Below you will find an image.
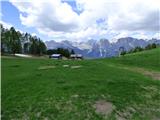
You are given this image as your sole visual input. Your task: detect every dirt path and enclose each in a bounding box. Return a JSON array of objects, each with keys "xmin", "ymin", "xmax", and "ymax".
[
  {"xmin": 107, "ymin": 64, "xmax": 160, "ymax": 80},
  {"xmin": 130, "ymin": 67, "xmax": 160, "ymax": 80}
]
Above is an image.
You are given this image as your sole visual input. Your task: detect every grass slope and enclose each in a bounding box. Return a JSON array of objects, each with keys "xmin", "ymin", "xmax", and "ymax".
[
  {"xmin": 2, "ymin": 48, "xmax": 160, "ymax": 120},
  {"xmin": 105, "ymin": 48, "xmax": 160, "ymax": 71}
]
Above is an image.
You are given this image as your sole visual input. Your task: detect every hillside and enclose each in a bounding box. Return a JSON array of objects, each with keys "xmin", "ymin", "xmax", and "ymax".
[
  {"xmin": 2, "ymin": 48, "xmax": 160, "ymax": 120},
  {"xmin": 104, "ymin": 47, "xmax": 160, "ymax": 71}
]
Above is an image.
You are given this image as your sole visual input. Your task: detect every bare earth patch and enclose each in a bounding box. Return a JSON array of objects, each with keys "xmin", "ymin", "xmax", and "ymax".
[
  {"xmin": 116, "ymin": 107, "xmax": 136, "ymax": 120},
  {"xmin": 123, "ymin": 67, "xmax": 160, "ymax": 80},
  {"xmin": 63, "ymin": 65, "xmax": 69, "ymax": 67},
  {"xmin": 71, "ymin": 65, "xmax": 82, "ymax": 69},
  {"xmin": 134, "ymin": 68, "xmax": 160, "ymax": 80},
  {"xmin": 38, "ymin": 66, "xmax": 56, "ymax": 70},
  {"xmin": 107, "ymin": 64, "xmax": 160, "ymax": 80},
  {"xmin": 93, "ymin": 100, "xmax": 114, "ymax": 115}
]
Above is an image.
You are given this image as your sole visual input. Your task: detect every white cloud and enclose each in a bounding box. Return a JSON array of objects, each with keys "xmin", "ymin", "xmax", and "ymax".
[
  {"xmin": 0, "ymin": 20, "xmax": 12, "ymax": 29},
  {"xmin": 9, "ymin": 0, "xmax": 160, "ymax": 41},
  {"xmin": 31, "ymin": 32, "xmax": 37, "ymax": 36},
  {"xmin": 0, "ymin": 20, "xmax": 24, "ymax": 33},
  {"xmin": 153, "ymin": 32, "xmax": 160, "ymax": 39}
]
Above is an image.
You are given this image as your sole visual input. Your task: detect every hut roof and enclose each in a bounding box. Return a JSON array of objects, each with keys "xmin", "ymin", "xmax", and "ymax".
[{"xmin": 51, "ymin": 54, "xmax": 61, "ymax": 57}]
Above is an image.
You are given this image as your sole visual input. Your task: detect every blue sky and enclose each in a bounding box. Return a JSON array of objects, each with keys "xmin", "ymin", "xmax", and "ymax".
[
  {"xmin": 1, "ymin": 1, "xmax": 47, "ymax": 40},
  {"xmin": 1, "ymin": 0, "xmax": 159, "ymax": 42}
]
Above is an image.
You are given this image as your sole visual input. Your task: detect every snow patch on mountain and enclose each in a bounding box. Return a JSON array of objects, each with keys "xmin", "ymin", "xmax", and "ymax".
[{"xmin": 45, "ymin": 37, "xmax": 160, "ymax": 58}]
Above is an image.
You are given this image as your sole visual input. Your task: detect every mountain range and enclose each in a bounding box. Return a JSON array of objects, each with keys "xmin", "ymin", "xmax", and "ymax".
[{"xmin": 45, "ymin": 37, "xmax": 160, "ymax": 58}]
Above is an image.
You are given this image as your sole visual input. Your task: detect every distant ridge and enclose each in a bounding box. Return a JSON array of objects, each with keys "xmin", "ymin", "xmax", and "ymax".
[{"xmin": 45, "ymin": 37, "xmax": 160, "ymax": 58}]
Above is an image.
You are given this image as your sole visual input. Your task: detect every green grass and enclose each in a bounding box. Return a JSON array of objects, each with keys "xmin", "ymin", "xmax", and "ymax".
[
  {"xmin": 104, "ymin": 48, "xmax": 160, "ymax": 71},
  {"xmin": 2, "ymin": 48, "xmax": 160, "ymax": 120}
]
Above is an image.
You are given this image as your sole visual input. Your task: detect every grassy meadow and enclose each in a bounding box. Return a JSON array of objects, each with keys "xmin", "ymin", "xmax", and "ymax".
[{"xmin": 2, "ymin": 48, "xmax": 160, "ymax": 120}]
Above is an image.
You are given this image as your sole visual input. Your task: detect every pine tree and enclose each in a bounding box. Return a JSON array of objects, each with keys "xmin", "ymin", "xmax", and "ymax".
[
  {"xmin": 71, "ymin": 49, "xmax": 75, "ymax": 54},
  {"xmin": 1, "ymin": 24, "xmax": 47, "ymax": 55},
  {"xmin": 9, "ymin": 27, "xmax": 22, "ymax": 54}
]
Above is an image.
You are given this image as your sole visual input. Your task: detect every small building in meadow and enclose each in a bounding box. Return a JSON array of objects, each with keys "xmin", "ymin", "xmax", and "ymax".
[
  {"xmin": 70, "ymin": 54, "xmax": 83, "ymax": 60},
  {"xmin": 76, "ymin": 54, "xmax": 83, "ymax": 59},
  {"xmin": 49, "ymin": 54, "xmax": 62, "ymax": 59},
  {"xmin": 70, "ymin": 54, "xmax": 77, "ymax": 59}
]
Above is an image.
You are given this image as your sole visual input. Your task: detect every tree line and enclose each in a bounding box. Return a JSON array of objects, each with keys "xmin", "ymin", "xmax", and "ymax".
[
  {"xmin": 1, "ymin": 24, "xmax": 47, "ymax": 55},
  {"xmin": 120, "ymin": 43, "xmax": 159, "ymax": 56},
  {"xmin": 47, "ymin": 48, "xmax": 75, "ymax": 58}
]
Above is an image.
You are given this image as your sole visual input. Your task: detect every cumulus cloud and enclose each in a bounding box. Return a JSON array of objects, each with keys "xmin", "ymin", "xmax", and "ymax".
[
  {"xmin": 0, "ymin": 20, "xmax": 13, "ymax": 29},
  {"xmin": 0, "ymin": 20, "xmax": 24, "ymax": 33},
  {"xmin": 11, "ymin": 0, "xmax": 80, "ymax": 32},
  {"xmin": 153, "ymin": 32, "xmax": 160, "ymax": 39},
  {"xmin": 9, "ymin": 0, "xmax": 160, "ymax": 41},
  {"xmin": 108, "ymin": 8, "xmax": 160, "ymax": 32}
]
